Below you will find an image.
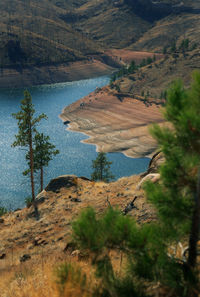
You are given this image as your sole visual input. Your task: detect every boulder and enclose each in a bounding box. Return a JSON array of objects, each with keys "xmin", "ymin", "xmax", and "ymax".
[
  {"xmin": 20, "ymin": 254, "xmax": 31, "ymax": 263},
  {"xmin": 45, "ymin": 175, "xmax": 78, "ymax": 192},
  {"xmin": 70, "ymin": 198, "xmax": 81, "ymax": 203},
  {"xmin": 36, "ymin": 190, "xmax": 47, "ymax": 204},
  {"xmin": 33, "ymin": 236, "xmax": 48, "ymax": 246},
  {"xmin": 136, "ymin": 173, "xmax": 160, "ymax": 190},
  {"xmin": 0, "ymin": 253, "xmax": 6, "ymax": 260}
]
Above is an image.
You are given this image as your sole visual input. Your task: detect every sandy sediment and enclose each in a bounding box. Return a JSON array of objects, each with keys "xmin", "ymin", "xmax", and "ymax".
[{"xmin": 60, "ymin": 86, "xmax": 165, "ymax": 158}]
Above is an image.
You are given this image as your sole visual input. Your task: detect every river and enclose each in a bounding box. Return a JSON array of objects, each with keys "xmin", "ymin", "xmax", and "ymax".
[{"xmin": 0, "ymin": 76, "xmax": 149, "ymax": 209}]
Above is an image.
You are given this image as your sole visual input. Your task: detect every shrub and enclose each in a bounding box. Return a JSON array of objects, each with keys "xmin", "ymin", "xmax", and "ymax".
[
  {"xmin": 55, "ymin": 263, "xmax": 89, "ymax": 297},
  {"xmin": 25, "ymin": 196, "xmax": 33, "ymax": 208},
  {"xmin": 0, "ymin": 206, "xmax": 7, "ymax": 216},
  {"xmin": 72, "ymin": 73, "xmax": 200, "ymax": 297}
]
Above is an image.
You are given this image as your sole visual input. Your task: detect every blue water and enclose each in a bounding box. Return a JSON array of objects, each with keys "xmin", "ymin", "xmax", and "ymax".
[{"xmin": 0, "ymin": 76, "xmax": 149, "ymax": 209}]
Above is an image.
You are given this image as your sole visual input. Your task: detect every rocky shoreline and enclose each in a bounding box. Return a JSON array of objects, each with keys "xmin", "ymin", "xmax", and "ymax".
[{"xmin": 60, "ymin": 86, "xmax": 165, "ymax": 158}]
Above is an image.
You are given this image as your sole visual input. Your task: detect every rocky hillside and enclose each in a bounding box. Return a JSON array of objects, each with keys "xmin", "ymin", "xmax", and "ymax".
[
  {"xmin": 0, "ymin": 155, "xmax": 163, "ymax": 296},
  {"xmin": 116, "ymin": 48, "xmax": 200, "ymax": 98},
  {"xmin": 1, "ymin": 0, "xmax": 200, "ymax": 68}
]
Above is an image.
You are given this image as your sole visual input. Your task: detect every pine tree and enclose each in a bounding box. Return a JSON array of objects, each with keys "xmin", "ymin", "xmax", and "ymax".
[
  {"xmin": 12, "ymin": 90, "xmax": 47, "ymax": 217},
  {"xmin": 145, "ymin": 71, "xmax": 200, "ymax": 296},
  {"xmin": 91, "ymin": 152, "xmax": 114, "ymax": 182},
  {"xmin": 128, "ymin": 60, "xmax": 137, "ymax": 74},
  {"xmin": 72, "ymin": 72, "xmax": 200, "ymax": 297},
  {"xmin": 24, "ymin": 132, "xmax": 59, "ymax": 192}
]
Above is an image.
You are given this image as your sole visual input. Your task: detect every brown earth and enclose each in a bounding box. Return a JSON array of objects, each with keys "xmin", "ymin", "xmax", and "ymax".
[
  {"xmin": 0, "ymin": 49, "xmax": 164, "ymax": 88},
  {"xmin": 0, "ymin": 159, "xmax": 199, "ymax": 296},
  {"xmin": 117, "ymin": 48, "xmax": 200, "ymax": 98},
  {"xmin": 60, "ymin": 85, "xmax": 165, "ymax": 158},
  {"xmin": 0, "ymin": 59, "xmax": 115, "ymax": 88},
  {"xmin": 0, "ymin": 174, "xmax": 154, "ymax": 261},
  {"xmin": 105, "ymin": 49, "xmax": 163, "ymax": 65},
  {"xmin": 0, "ymin": 173, "xmax": 156, "ymax": 296}
]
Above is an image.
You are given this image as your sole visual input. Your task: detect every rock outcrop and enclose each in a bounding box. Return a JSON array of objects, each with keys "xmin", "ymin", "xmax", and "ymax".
[{"xmin": 45, "ymin": 175, "xmax": 78, "ymax": 192}]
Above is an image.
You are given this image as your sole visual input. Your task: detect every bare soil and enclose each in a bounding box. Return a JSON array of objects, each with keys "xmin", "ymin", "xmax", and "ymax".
[{"xmin": 60, "ymin": 86, "xmax": 165, "ymax": 158}]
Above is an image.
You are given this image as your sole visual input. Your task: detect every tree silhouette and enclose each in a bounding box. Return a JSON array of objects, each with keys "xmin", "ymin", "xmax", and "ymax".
[
  {"xmin": 12, "ymin": 90, "xmax": 47, "ymax": 217},
  {"xmin": 91, "ymin": 152, "xmax": 114, "ymax": 182},
  {"xmin": 24, "ymin": 132, "xmax": 59, "ymax": 192}
]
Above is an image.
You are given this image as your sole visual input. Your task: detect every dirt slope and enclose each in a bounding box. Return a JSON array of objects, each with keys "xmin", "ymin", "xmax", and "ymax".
[{"xmin": 60, "ymin": 85, "xmax": 165, "ymax": 158}]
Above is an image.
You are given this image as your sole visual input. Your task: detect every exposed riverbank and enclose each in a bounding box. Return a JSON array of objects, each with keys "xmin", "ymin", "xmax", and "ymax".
[{"xmin": 60, "ymin": 85, "xmax": 165, "ymax": 158}]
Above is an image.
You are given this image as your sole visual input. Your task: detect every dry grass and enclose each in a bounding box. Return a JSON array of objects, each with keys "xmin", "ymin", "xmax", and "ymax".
[{"xmin": 0, "ymin": 254, "xmax": 94, "ymax": 297}]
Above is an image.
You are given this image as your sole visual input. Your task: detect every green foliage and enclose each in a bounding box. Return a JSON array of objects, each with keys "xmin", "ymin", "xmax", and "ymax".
[
  {"xmin": 91, "ymin": 152, "xmax": 114, "ymax": 182},
  {"xmin": 72, "ymin": 207, "xmax": 147, "ymax": 297},
  {"xmin": 12, "ymin": 90, "xmax": 57, "ymax": 198},
  {"xmin": 109, "ymin": 74, "xmax": 116, "ymax": 85},
  {"xmin": 146, "ymin": 57, "xmax": 153, "ymax": 65},
  {"xmin": 72, "ymin": 207, "xmax": 104, "ymax": 252},
  {"xmin": 72, "ymin": 205, "xmax": 196, "ymax": 296},
  {"xmin": 72, "ymin": 73, "xmax": 200, "ymax": 297},
  {"xmin": 109, "ymin": 58, "xmax": 154, "ymax": 89},
  {"xmin": 12, "ymin": 90, "xmax": 47, "ymax": 203},
  {"xmin": 179, "ymin": 38, "xmax": 190, "ymax": 53},
  {"xmin": 145, "ymin": 72, "xmax": 200, "ymax": 290},
  {"xmin": 116, "ymin": 66, "xmax": 128, "ymax": 78},
  {"xmin": 139, "ymin": 58, "xmax": 146, "ymax": 67},
  {"xmin": 12, "ymin": 90, "xmax": 47, "ymax": 148},
  {"xmin": 23, "ymin": 132, "xmax": 59, "ymax": 175},
  {"xmin": 0, "ymin": 206, "xmax": 7, "ymax": 216},
  {"xmin": 128, "ymin": 60, "xmax": 137, "ymax": 74},
  {"xmin": 25, "ymin": 196, "xmax": 33, "ymax": 208},
  {"xmin": 73, "ymin": 207, "xmax": 136, "ymax": 252},
  {"xmin": 55, "ymin": 263, "xmax": 87, "ymax": 293},
  {"xmin": 115, "ymin": 84, "xmax": 120, "ymax": 92},
  {"xmin": 33, "ymin": 133, "xmax": 59, "ymax": 168}
]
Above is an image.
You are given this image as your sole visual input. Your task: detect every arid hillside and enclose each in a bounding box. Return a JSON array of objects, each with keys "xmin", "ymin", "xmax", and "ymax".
[
  {"xmin": 0, "ymin": 167, "xmax": 158, "ymax": 296},
  {"xmin": 1, "ymin": 0, "xmax": 200, "ymax": 68},
  {"xmin": 60, "ymin": 85, "xmax": 165, "ymax": 158},
  {"xmin": 117, "ymin": 48, "xmax": 200, "ymax": 98}
]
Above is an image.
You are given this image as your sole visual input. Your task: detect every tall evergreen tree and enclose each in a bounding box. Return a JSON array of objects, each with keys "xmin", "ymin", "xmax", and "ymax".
[
  {"xmin": 24, "ymin": 132, "xmax": 59, "ymax": 192},
  {"xmin": 72, "ymin": 72, "xmax": 200, "ymax": 297},
  {"xmin": 91, "ymin": 152, "xmax": 114, "ymax": 182},
  {"xmin": 145, "ymin": 72, "xmax": 200, "ymax": 296},
  {"xmin": 12, "ymin": 90, "xmax": 47, "ymax": 216}
]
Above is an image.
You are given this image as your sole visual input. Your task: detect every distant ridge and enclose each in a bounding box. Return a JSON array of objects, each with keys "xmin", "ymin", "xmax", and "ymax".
[{"xmin": 0, "ymin": 0, "xmax": 199, "ymax": 86}]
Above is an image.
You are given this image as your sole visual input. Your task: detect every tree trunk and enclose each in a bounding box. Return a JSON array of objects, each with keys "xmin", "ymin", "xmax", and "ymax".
[
  {"xmin": 100, "ymin": 162, "xmax": 103, "ymax": 181},
  {"xmin": 40, "ymin": 166, "xmax": 43, "ymax": 192},
  {"xmin": 29, "ymin": 129, "xmax": 39, "ymax": 219},
  {"xmin": 186, "ymin": 169, "xmax": 200, "ymax": 297},
  {"xmin": 187, "ymin": 169, "xmax": 200, "ymax": 268}
]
